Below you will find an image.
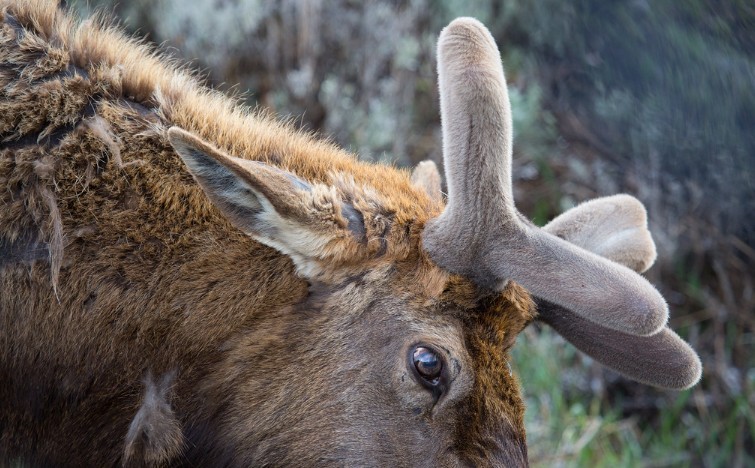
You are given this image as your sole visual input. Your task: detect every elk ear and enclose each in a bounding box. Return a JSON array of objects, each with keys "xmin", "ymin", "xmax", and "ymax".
[
  {"xmin": 538, "ymin": 196, "xmax": 701, "ymax": 390},
  {"xmin": 411, "ymin": 160, "xmax": 443, "ymax": 203},
  {"xmin": 168, "ymin": 127, "xmax": 364, "ymax": 276}
]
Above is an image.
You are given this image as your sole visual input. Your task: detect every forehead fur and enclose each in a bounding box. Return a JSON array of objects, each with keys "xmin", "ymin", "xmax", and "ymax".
[{"xmin": 453, "ymin": 283, "xmax": 535, "ymax": 464}]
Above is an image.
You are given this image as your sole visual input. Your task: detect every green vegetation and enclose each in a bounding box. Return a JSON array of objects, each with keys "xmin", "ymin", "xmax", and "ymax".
[
  {"xmin": 514, "ymin": 326, "xmax": 755, "ymax": 466},
  {"xmin": 495, "ymin": 3, "xmax": 754, "ymax": 464}
]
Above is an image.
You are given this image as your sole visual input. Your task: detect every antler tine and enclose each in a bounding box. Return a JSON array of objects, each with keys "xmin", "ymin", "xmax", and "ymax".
[
  {"xmin": 423, "ymin": 18, "xmax": 519, "ymax": 289},
  {"xmin": 538, "ymin": 196, "xmax": 701, "ymax": 390},
  {"xmin": 434, "ymin": 18, "xmax": 517, "ymax": 221},
  {"xmin": 422, "ymin": 18, "xmax": 669, "ymax": 336},
  {"xmin": 543, "ymin": 194, "xmax": 657, "ymax": 274}
]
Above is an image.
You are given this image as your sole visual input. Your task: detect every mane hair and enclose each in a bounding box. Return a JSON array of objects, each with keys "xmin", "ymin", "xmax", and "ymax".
[{"xmin": 0, "ymin": 0, "xmax": 436, "ymax": 291}]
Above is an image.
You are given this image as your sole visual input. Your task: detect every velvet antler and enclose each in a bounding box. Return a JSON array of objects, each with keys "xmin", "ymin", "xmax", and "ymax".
[
  {"xmin": 539, "ymin": 196, "xmax": 702, "ymax": 389},
  {"xmin": 422, "ymin": 18, "xmax": 668, "ymax": 336}
]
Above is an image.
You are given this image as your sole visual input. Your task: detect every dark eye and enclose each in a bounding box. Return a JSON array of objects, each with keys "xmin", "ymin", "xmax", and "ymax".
[{"xmin": 412, "ymin": 346, "xmax": 443, "ymax": 384}]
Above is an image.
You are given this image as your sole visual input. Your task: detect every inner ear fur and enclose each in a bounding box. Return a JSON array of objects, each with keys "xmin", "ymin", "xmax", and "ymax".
[{"xmin": 167, "ymin": 127, "xmax": 365, "ymax": 274}]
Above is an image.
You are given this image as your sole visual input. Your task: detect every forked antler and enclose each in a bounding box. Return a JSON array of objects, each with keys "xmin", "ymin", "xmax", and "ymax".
[
  {"xmin": 540, "ymin": 197, "xmax": 701, "ymax": 389},
  {"xmin": 422, "ymin": 18, "xmax": 668, "ymax": 336}
]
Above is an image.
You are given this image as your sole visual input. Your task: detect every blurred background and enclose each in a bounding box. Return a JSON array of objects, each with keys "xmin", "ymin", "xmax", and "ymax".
[{"xmin": 73, "ymin": 1, "xmax": 754, "ymax": 466}]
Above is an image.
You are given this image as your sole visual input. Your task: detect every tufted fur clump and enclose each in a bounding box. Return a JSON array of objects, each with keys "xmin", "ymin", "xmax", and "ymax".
[{"xmin": 123, "ymin": 371, "xmax": 184, "ymax": 467}]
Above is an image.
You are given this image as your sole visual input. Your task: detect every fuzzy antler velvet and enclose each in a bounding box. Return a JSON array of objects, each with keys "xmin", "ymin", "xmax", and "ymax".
[
  {"xmin": 540, "ymin": 197, "xmax": 702, "ymax": 389},
  {"xmin": 422, "ymin": 18, "xmax": 668, "ymax": 336},
  {"xmin": 412, "ymin": 154, "xmax": 702, "ymax": 388}
]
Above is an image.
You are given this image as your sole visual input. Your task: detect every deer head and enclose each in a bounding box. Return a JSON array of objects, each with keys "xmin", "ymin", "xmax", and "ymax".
[{"xmin": 164, "ymin": 17, "xmax": 700, "ymax": 467}]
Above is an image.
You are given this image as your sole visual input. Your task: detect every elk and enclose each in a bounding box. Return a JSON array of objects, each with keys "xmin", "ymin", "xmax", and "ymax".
[{"xmin": 0, "ymin": 1, "xmax": 701, "ymax": 466}]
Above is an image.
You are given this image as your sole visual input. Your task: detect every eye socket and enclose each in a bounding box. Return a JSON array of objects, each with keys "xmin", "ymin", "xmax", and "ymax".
[{"xmin": 412, "ymin": 346, "xmax": 443, "ymax": 385}]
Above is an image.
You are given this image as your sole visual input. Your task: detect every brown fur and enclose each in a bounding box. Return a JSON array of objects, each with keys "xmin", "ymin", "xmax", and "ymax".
[
  {"xmin": 123, "ymin": 371, "xmax": 184, "ymax": 467},
  {"xmin": 0, "ymin": 2, "xmax": 536, "ymax": 466}
]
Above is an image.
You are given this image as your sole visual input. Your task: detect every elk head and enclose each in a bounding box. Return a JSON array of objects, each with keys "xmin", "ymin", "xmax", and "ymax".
[{"xmin": 166, "ymin": 17, "xmax": 700, "ymax": 467}]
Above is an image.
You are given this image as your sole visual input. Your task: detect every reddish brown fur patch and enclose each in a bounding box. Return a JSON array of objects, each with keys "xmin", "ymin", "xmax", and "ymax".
[{"xmin": 455, "ymin": 283, "xmax": 535, "ymax": 465}]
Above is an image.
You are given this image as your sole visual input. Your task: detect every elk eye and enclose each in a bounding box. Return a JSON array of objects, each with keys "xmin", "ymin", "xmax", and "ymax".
[{"xmin": 412, "ymin": 346, "xmax": 443, "ymax": 384}]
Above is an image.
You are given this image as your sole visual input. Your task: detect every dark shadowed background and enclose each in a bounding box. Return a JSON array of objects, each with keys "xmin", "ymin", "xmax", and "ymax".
[{"xmin": 73, "ymin": 1, "xmax": 754, "ymax": 465}]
